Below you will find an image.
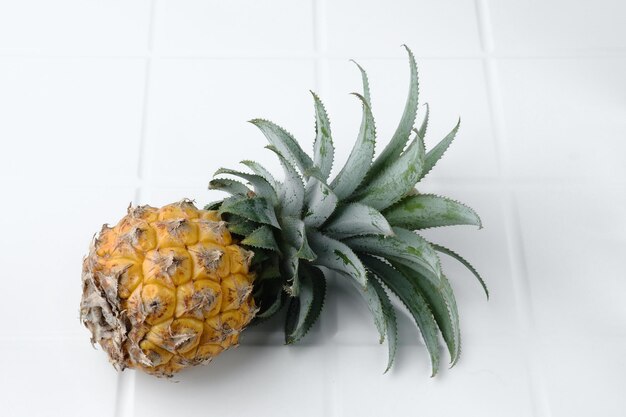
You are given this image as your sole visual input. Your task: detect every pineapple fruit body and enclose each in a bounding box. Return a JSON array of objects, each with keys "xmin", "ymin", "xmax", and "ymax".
[
  {"xmin": 81, "ymin": 46, "xmax": 487, "ymax": 378},
  {"xmin": 81, "ymin": 200, "xmax": 257, "ymax": 377}
]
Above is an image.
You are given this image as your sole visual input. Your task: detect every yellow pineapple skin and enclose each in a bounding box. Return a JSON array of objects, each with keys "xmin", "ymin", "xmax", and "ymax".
[{"xmin": 80, "ymin": 200, "xmax": 257, "ymax": 377}]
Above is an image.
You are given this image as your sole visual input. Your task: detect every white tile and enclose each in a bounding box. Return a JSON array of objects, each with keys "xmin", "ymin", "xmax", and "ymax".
[
  {"xmin": 324, "ymin": 0, "xmax": 482, "ymax": 57},
  {"xmin": 335, "ymin": 338, "xmax": 533, "ymax": 416},
  {"xmin": 154, "ymin": 0, "xmax": 315, "ymax": 55},
  {"xmin": 326, "ymin": 58, "xmax": 499, "ymax": 181},
  {"xmin": 144, "ymin": 58, "xmax": 315, "ymax": 183},
  {"xmin": 0, "ymin": 0, "xmax": 151, "ymax": 54},
  {"xmin": 0, "ymin": 58, "xmax": 145, "ymax": 182},
  {"xmin": 496, "ymin": 58, "xmax": 626, "ymax": 180},
  {"xmin": 487, "ymin": 0, "xmax": 626, "ymax": 54},
  {"xmin": 536, "ymin": 336, "xmax": 626, "ymax": 417},
  {"xmin": 514, "ymin": 185, "xmax": 626, "ymax": 339},
  {"xmin": 0, "ymin": 184, "xmax": 136, "ymax": 339},
  {"xmin": 0, "ymin": 339, "xmax": 118, "ymax": 417},
  {"xmin": 134, "ymin": 346, "xmax": 329, "ymax": 416}
]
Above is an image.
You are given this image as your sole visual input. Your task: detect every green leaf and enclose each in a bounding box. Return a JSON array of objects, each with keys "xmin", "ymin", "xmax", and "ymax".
[
  {"xmin": 311, "ymin": 92, "xmax": 334, "ymax": 182},
  {"xmin": 362, "ymin": 255, "xmax": 440, "ymax": 376},
  {"xmin": 420, "ymin": 119, "xmax": 460, "ymax": 180},
  {"xmin": 365, "ymin": 45, "xmax": 419, "ymax": 182},
  {"xmin": 352, "ymin": 134, "xmax": 425, "ymax": 211},
  {"xmin": 431, "ymin": 243, "xmax": 489, "ymax": 299},
  {"xmin": 219, "ymin": 196, "xmax": 280, "ymax": 229},
  {"xmin": 214, "ymin": 168, "xmax": 277, "ymax": 204},
  {"xmin": 280, "ymin": 216, "xmax": 317, "ymax": 261},
  {"xmin": 208, "ymin": 178, "xmax": 250, "ymax": 197},
  {"xmin": 330, "ymin": 93, "xmax": 376, "ymax": 200},
  {"xmin": 304, "ymin": 176, "xmax": 338, "ymax": 228},
  {"xmin": 241, "ymin": 225, "xmax": 280, "ymax": 252},
  {"xmin": 255, "ymin": 280, "xmax": 285, "ymax": 319},
  {"xmin": 355, "ymin": 271, "xmax": 387, "ymax": 344},
  {"xmin": 383, "ymin": 194, "xmax": 482, "ymax": 230},
  {"xmin": 267, "ymin": 146, "xmax": 304, "ymax": 218},
  {"xmin": 350, "ymin": 59, "xmax": 371, "ymax": 105},
  {"xmin": 285, "ymin": 265, "xmax": 326, "ymax": 344},
  {"xmin": 281, "ymin": 244, "xmax": 301, "ymax": 296},
  {"xmin": 240, "ymin": 160, "xmax": 278, "ymax": 190},
  {"xmin": 224, "ymin": 214, "xmax": 259, "ymax": 236},
  {"xmin": 324, "ymin": 203, "xmax": 393, "ymax": 239},
  {"xmin": 250, "ymin": 119, "xmax": 314, "ymax": 177},
  {"xmin": 392, "ymin": 261, "xmax": 460, "ymax": 366},
  {"xmin": 308, "ymin": 230, "xmax": 367, "ymax": 287},
  {"xmin": 416, "ymin": 103, "xmax": 429, "ymax": 141},
  {"xmin": 345, "ymin": 227, "xmax": 441, "ymax": 285},
  {"xmin": 368, "ymin": 274, "xmax": 398, "ymax": 373}
]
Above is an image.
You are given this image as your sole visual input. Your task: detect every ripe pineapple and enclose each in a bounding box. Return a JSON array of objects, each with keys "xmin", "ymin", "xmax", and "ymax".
[{"xmin": 81, "ymin": 46, "xmax": 487, "ymax": 377}]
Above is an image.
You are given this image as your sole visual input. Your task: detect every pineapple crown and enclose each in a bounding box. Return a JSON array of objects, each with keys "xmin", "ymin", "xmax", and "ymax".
[{"xmin": 207, "ymin": 46, "xmax": 487, "ymax": 375}]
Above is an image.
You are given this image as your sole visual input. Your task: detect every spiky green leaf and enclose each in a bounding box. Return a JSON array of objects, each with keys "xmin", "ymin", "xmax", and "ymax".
[
  {"xmin": 431, "ymin": 243, "xmax": 489, "ymax": 299},
  {"xmin": 416, "ymin": 103, "xmax": 429, "ymax": 141},
  {"xmin": 392, "ymin": 261, "xmax": 459, "ymax": 365},
  {"xmin": 365, "ymin": 45, "xmax": 419, "ymax": 181},
  {"xmin": 214, "ymin": 168, "xmax": 277, "ymax": 204},
  {"xmin": 250, "ymin": 119, "xmax": 313, "ymax": 177},
  {"xmin": 241, "ymin": 225, "xmax": 280, "ymax": 252},
  {"xmin": 240, "ymin": 160, "xmax": 278, "ymax": 190},
  {"xmin": 345, "ymin": 227, "xmax": 441, "ymax": 285},
  {"xmin": 324, "ymin": 203, "xmax": 393, "ymax": 239},
  {"xmin": 330, "ymin": 93, "xmax": 376, "ymax": 200},
  {"xmin": 362, "ymin": 255, "xmax": 440, "ymax": 376},
  {"xmin": 224, "ymin": 214, "xmax": 259, "ymax": 236},
  {"xmin": 368, "ymin": 274, "xmax": 398, "ymax": 373},
  {"xmin": 304, "ymin": 176, "xmax": 338, "ymax": 227},
  {"xmin": 285, "ymin": 265, "xmax": 326, "ymax": 344},
  {"xmin": 352, "ymin": 134, "xmax": 425, "ymax": 211},
  {"xmin": 311, "ymin": 92, "xmax": 334, "ymax": 182},
  {"xmin": 420, "ymin": 119, "xmax": 460, "ymax": 180},
  {"xmin": 267, "ymin": 146, "xmax": 304, "ymax": 218},
  {"xmin": 308, "ymin": 230, "xmax": 367, "ymax": 287},
  {"xmin": 280, "ymin": 216, "xmax": 316, "ymax": 261},
  {"xmin": 218, "ymin": 196, "xmax": 280, "ymax": 229},
  {"xmin": 208, "ymin": 178, "xmax": 250, "ymax": 197},
  {"xmin": 383, "ymin": 194, "xmax": 482, "ymax": 230},
  {"xmin": 351, "ymin": 59, "xmax": 371, "ymax": 105}
]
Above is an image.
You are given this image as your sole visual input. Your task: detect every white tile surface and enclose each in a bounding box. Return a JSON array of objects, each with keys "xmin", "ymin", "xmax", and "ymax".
[
  {"xmin": 154, "ymin": 0, "xmax": 315, "ymax": 55},
  {"xmin": 486, "ymin": 0, "xmax": 626, "ymax": 54},
  {"xmin": 0, "ymin": 0, "xmax": 152, "ymax": 54},
  {"xmin": 514, "ymin": 185, "xmax": 626, "ymax": 339},
  {"xmin": 324, "ymin": 0, "xmax": 482, "ymax": 56},
  {"xmin": 1, "ymin": 1, "xmax": 625, "ymax": 416},
  {"xmin": 496, "ymin": 58, "xmax": 626, "ymax": 181},
  {"xmin": 0, "ymin": 339, "xmax": 118, "ymax": 417},
  {"xmin": 0, "ymin": 58, "xmax": 145, "ymax": 182},
  {"xmin": 144, "ymin": 58, "xmax": 315, "ymax": 184}
]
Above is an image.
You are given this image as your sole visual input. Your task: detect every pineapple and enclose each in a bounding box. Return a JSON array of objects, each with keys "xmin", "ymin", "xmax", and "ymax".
[{"xmin": 81, "ymin": 46, "xmax": 487, "ymax": 377}]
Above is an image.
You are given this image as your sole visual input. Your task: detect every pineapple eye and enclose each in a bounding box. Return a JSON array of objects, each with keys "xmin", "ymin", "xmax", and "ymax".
[
  {"xmin": 154, "ymin": 218, "xmax": 199, "ymax": 247},
  {"xmin": 140, "ymin": 284, "xmax": 175, "ymax": 325},
  {"xmin": 143, "ymin": 248, "xmax": 192, "ymax": 287}
]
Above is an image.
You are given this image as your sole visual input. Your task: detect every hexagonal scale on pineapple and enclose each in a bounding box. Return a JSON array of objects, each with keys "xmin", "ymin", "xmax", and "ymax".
[
  {"xmin": 153, "ymin": 218, "xmax": 199, "ymax": 247},
  {"xmin": 175, "ymin": 280, "xmax": 222, "ymax": 319},
  {"xmin": 103, "ymin": 257, "xmax": 142, "ymax": 299},
  {"xmin": 143, "ymin": 248, "xmax": 192, "ymax": 287},
  {"xmin": 140, "ymin": 283, "xmax": 176, "ymax": 325},
  {"xmin": 158, "ymin": 200, "xmax": 201, "ymax": 221},
  {"xmin": 193, "ymin": 218, "xmax": 232, "ymax": 245},
  {"xmin": 188, "ymin": 243, "xmax": 229, "ymax": 280}
]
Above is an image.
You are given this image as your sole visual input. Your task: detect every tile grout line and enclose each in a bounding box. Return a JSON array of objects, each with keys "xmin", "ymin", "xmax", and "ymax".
[
  {"xmin": 116, "ymin": 2, "xmax": 159, "ymax": 417},
  {"xmin": 474, "ymin": 1, "xmax": 551, "ymax": 416}
]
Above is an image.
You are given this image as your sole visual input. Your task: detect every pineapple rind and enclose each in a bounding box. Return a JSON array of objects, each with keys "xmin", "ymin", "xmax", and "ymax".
[{"xmin": 81, "ymin": 201, "xmax": 257, "ymax": 377}]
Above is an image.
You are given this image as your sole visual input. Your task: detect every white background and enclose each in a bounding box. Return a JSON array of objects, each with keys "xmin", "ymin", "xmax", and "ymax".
[{"xmin": 0, "ymin": 1, "xmax": 625, "ymax": 416}]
